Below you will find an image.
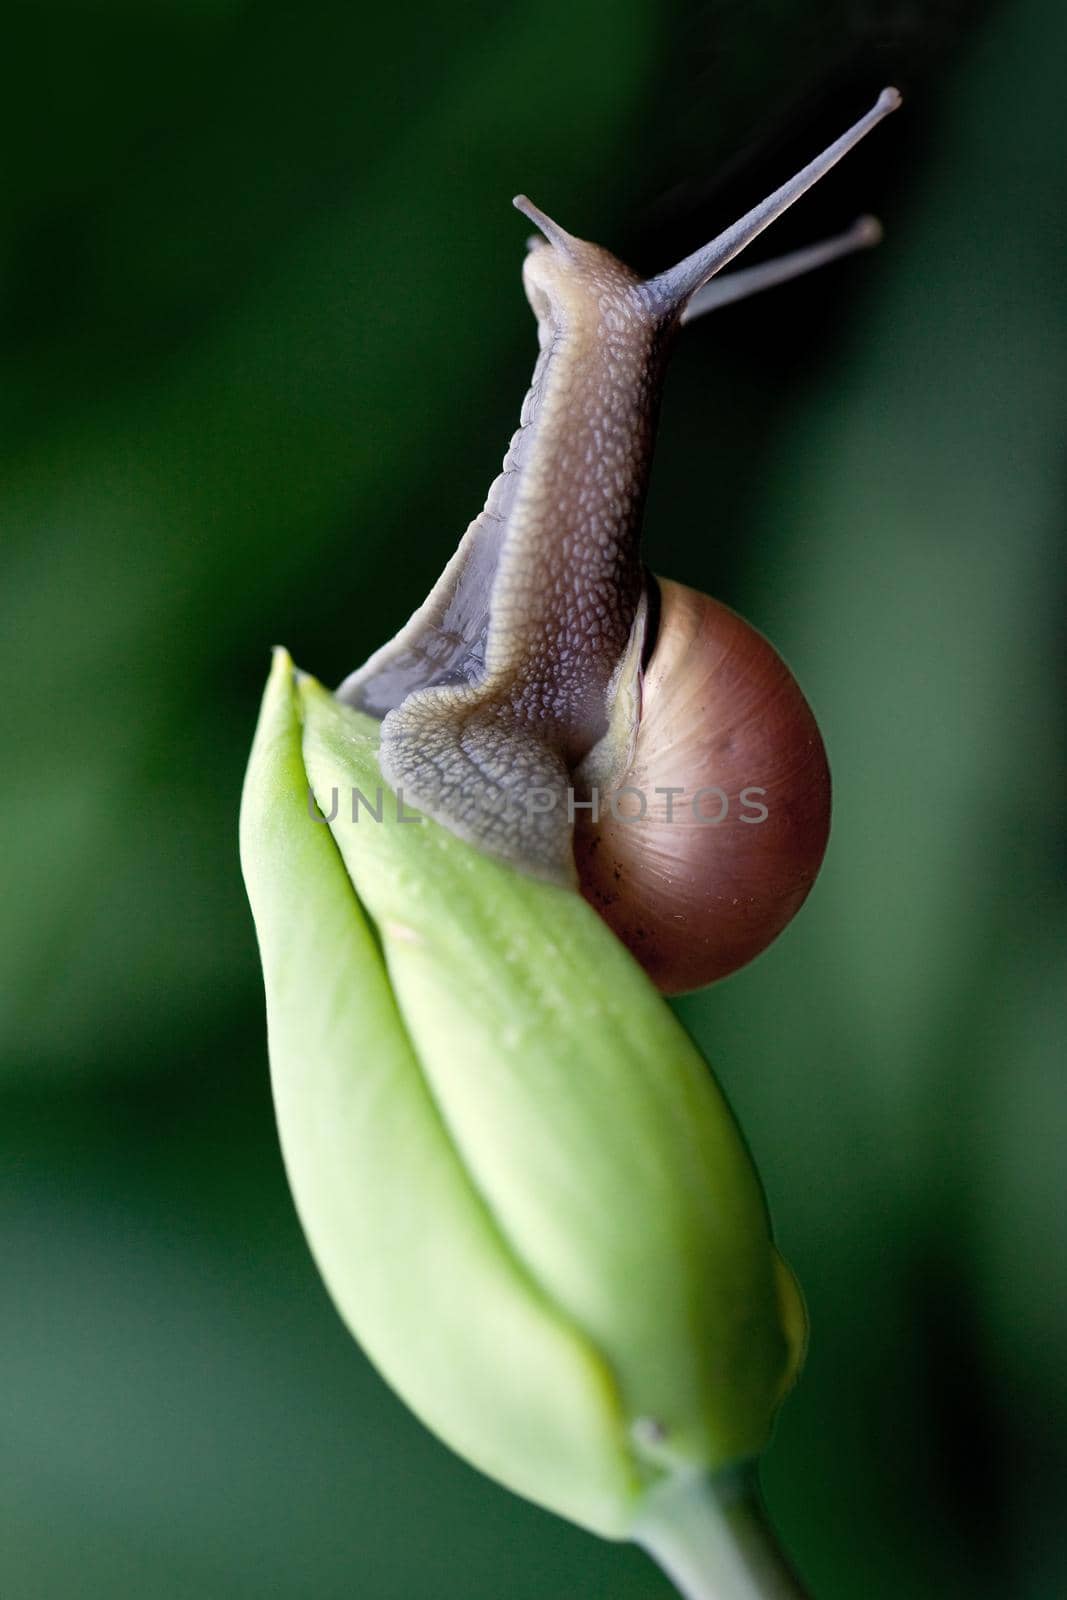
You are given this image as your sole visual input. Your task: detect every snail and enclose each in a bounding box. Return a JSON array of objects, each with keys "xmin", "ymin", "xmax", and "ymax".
[{"xmin": 339, "ymin": 87, "xmax": 901, "ymax": 993}]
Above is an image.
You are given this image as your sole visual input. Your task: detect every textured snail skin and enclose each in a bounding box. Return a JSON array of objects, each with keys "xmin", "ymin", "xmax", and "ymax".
[
  {"xmin": 574, "ymin": 580, "xmax": 831, "ymax": 994},
  {"xmin": 338, "ymin": 227, "xmax": 672, "ymax": 883}
]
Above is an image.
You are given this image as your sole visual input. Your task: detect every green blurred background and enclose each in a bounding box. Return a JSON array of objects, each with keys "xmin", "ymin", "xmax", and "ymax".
[{"xmin": 3, "ymin": 1, "xmax": 1064, "ymax": 1595}]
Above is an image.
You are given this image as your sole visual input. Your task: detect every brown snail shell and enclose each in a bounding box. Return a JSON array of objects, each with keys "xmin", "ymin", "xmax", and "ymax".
[{"xmin": 574, "ymin": 579, "xmax": 831, "ymax": 993}]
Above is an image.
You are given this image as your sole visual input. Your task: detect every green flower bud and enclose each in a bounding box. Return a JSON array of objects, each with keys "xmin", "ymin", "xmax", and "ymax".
[{"xmin": 239, "ymin": 647, "xmax": 805, "ymax": 1542}]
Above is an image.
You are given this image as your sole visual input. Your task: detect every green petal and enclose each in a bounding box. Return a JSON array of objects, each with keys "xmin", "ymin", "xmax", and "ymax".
[{"xmin": 240, "ymin": 649, "xmax": 636, "ymax": 1536}]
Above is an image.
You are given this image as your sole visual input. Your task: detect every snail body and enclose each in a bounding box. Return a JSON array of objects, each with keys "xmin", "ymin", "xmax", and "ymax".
[{"xmin": 340, "ymin": 88, "xmax": 900, "ymax": 991}]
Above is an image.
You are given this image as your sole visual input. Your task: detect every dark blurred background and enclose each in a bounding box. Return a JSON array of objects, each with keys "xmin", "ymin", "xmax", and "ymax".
[{"xmin": 3, "ymin": 1, "xmax": 1065, "ymax": 1596}]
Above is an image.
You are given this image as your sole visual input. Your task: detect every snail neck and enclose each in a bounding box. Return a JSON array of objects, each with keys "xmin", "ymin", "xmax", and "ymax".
[
  {"xmin": 341, "ymin": 244, "xmax": 669, "ymax": 769},
  {"xmin": 486, "ymin": 270, "xmax": 667, "ymax": 762},
  {"xmin": 335, "ymin": 242, "xmax": 668, "ymax": 885}
]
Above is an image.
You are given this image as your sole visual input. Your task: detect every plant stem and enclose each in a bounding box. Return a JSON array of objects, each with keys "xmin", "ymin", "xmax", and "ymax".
[{"xmin": 635, "ymin": 1467, "xmax": 812, "ymax": 1600}]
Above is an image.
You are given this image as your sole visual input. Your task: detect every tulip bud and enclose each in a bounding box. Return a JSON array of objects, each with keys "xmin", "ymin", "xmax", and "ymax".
[{"xmin": 240, "ymin": 647, "xmax": 805, "ymax": 1546}]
